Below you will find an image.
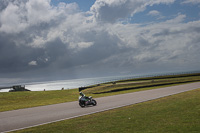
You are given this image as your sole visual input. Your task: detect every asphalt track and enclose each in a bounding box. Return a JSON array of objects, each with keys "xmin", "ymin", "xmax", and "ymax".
[{"xmin": 0, "ymin": 82, "xmax": 200, "ymax": 133}]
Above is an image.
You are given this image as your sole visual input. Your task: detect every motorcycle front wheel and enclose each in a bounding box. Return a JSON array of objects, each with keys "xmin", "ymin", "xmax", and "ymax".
[
  {"xmin": 79, "ymin": 102, "xmax": 85, "ymax": 108},
  {"xmin": 92, "ymin": 99, "xmax": 97, "ymax": 106}
]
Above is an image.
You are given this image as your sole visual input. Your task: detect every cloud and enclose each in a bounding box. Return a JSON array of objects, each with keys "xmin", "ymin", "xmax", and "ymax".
[
  {"xmin": 147, "ymin": 10, "xmax": 165, "ymax": 20},
  {"xmin": 70, "ymin": 42, "xmax": 94, "ymax": 50},
  {"xmin": 0, "ymin": 0, "xmax": 199, "ymax": 83},
  {"xmin": 0, "ymin": 0, "xmax": 79, "ymax": 34},
  {"xmin": 182, "ymin": 0, "xmax": 200, "ymax": 4},
  {"xmin": 105, "ymin": 14, "xmax": 200, "ymax": 69},
  {"xmin": 28, "ymin": 61, "xmax": 37, "ymax": 66},
  {"xmin": 148, "ymin": 10, "xmax": 160, "ymax": 16},
  {"xmin": 90, "ymin": 0, "xmax": 175, "ymax": 23}
]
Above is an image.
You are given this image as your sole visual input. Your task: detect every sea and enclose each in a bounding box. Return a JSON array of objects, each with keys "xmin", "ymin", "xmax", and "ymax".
[{"xmin": 0, "ymin": 71, "xmax": 199, "ymax": 92}]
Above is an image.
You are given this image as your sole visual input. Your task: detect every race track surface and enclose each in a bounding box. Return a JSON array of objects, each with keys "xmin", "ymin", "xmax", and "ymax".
[{"xmin": 0, "ymin": 82, "xmax": 200, "ymax": 132}]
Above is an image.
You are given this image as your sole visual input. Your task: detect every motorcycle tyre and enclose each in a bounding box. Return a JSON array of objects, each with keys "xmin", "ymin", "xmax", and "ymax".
[
  {"xmin": 79, "ymin": 102, "xmax": 85, "ymax": 108},
  {"xmin": 92, "ymin": 99, "xmax": 97, "ymax": 106}
]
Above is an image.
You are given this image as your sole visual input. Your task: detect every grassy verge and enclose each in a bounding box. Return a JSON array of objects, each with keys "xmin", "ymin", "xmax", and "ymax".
[
  {"xmin": 0, "ymin": 73, "xmax": 200, "ymax": 112},
  {"xmin": 0, "ymin": 89, "xmax": 79, "ymax": 112},
  {"xmin": 83, "ymin": 73, "xmax": 200, "ymax": 94},
  {"xmin": 13, "ymin": 88, "xmax": 200, "ymax": 133}
]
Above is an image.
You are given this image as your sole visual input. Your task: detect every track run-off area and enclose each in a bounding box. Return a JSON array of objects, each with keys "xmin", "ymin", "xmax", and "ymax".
[{"xmin": 0, "ymin": 82, "xmax": 200, "ymax": 132}]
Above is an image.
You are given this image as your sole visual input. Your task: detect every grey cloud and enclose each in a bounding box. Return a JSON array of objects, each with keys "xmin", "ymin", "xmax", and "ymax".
[
  {"xmin": 105, "ymin": 15, "xmax": 200, "ymax": 71},
  {"xmin": 0, "ymin": 33, "xmax": 44, "ymax": 73},
  {"xmin": 0, "ymin": 0, "xmax": 199, "ymax": 84}
]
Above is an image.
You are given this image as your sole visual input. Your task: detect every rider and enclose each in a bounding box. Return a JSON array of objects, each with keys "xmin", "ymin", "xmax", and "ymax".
[{"xmin": 79, "ymin": 92, "xmax": 90, "ymax": 103}]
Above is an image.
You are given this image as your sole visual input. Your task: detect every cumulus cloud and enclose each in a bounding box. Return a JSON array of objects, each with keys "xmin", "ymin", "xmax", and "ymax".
[
  {"xmin": 104, "ymin": 14, "xmax": 200, "ymax": 70},
  {"xmin": 0, "ymin": 0, "xmax": 199, "ymax": 83},
  {"xmin": 90, "ymin": 0, "xmax": 175, "ymax": 23},
  {"xmin": 0, "ymin": 0, "xmax": 79, "ymax": 34}
]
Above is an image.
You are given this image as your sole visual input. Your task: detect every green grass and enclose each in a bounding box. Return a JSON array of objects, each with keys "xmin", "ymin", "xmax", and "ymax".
[
  {"xmin": 0, "ymin": 89, "xmax": 79, "ymax": 112},
  {"xmin": 13, "ymin": 88, "xmax": 200, "ymax": 133},
  {"xmin": 0, "ymin": 73, "xmax": 200, "ymax": 112},
  {"xmin": 84, "ymin": 74, "xmax": 200, "ymax": 94}
]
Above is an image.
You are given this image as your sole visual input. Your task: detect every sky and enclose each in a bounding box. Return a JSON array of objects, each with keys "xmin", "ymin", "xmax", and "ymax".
[{"xmin": 0, "ymin": 0, "xmax": 200, "ymax": 85}]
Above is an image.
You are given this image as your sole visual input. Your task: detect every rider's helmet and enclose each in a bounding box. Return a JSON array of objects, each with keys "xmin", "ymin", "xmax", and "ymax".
[{"xmin": 80, "ymin": 92, "xmax": 85, "ymax": 97}]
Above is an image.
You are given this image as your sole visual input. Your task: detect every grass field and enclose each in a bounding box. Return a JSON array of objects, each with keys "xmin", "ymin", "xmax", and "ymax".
[
  {"xmin": 0, "ymin": 89, "xmax": 78, "ymax": 112},
  {"xmin": 13, "ymin": 88, "xmax": 200, "ymax": 133},
  {"xmin": 0, "ymin": 73, "xmax": 200, "ymax": 112},
  {"xmin": 84, "ymin": 73, "xmax": 200, "ymax": 94}
]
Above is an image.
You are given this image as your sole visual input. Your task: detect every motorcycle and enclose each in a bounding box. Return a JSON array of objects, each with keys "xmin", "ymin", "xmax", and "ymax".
[{"xmin": 79, "ymin": 96, "xmax": 97, "ymax": 107}]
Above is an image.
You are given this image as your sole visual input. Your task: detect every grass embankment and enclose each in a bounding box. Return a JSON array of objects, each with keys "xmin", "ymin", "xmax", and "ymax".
[
  {"xmin": 0, "ymin": 89, "xmax": 78, "ymax": 112},
  {"xmin": 83, "ymin": 73, "xmax": 200, "ymax": 94},
  {"xmin": 13, "ymin": 88, "xmax": 200, "ymax": 133},
  {"xmin": 0, "ymin": 73, "xmax": 200, "ymax": 112}
]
